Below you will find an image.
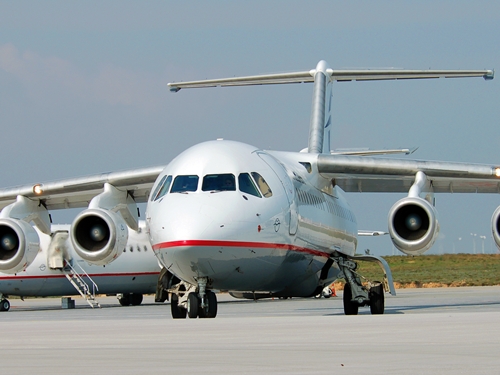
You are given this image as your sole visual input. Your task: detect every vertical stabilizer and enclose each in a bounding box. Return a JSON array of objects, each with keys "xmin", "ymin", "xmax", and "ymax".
[{"xmin": 307, "ymin": 60, "xmax": 332, "ymax": 154}]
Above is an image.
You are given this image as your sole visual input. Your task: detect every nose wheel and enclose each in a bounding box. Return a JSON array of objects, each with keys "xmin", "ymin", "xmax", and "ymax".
[
  {"xmin": 169, "ymin": 279, "xmax": 218, "ymax": 319},
  {"xmin": 187, "ymin": 290, "xmax": 218, "ymax": 318}
]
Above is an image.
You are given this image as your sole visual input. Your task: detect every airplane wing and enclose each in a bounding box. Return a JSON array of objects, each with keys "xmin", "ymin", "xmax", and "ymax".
[
  {"xmin": 168, "ymin": 69, "xmax": 494, "ymax": 91},
  {"xmin": 358, "ymin": 230, "xmax": 388, "ymax": 236},
  {"xmin": 317, "ymin": 154, "xmax": 500, "ymax": 193},
  {"xmin": 0, "ymin": 165, "xmax": 165, "ymax": 210}
]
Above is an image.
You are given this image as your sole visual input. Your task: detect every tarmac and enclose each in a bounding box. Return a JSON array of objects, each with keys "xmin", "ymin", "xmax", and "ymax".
[{"xmin": 1, "ymin": 286, "xmax": 499, "ymax": 374}]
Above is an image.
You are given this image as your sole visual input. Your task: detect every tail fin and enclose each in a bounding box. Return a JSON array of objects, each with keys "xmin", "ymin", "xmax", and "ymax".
[
  {"xmin": 307, "ymin": 60, "xmax": 332, "ymax": 154},
  {"xmin": 168, "ymin": 63, "xmax": 493, "ymax": 154}
]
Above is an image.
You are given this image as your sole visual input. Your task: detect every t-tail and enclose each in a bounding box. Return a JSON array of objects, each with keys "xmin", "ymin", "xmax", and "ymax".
[{"xmin": 168, "ymin": 61, "xmax": 493, "ymax": 154}]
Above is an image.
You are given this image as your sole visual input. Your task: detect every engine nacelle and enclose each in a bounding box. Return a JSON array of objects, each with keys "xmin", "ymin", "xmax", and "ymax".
[
  {"xmin": 388, "ymin": 197, "xmax": 439, "ymax": 255},
  {"xmin": 70, "ymin": 209, "xmax": 128, "ymax": 266},
  {"xmin": 491, "ymin": 206, "xmax": 500, "ymax": 251},
  {"xmin": 0, "ymin": 218, "xmax": 40, "ymax": 274}
]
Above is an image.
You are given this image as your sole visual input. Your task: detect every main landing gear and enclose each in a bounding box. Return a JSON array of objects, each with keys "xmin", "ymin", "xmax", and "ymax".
[
  {"xmin": 117, "ymin": 293, "xmax": 144, "ymax": 306},
  {"xmin": 335, "ymin": 254, "xmax": 395, "ymax": 315},
  {"xmin": 169, "ymin": 277, "xmax": 218, "ymax": 319},
  {"xmin": 0, "ymin": 294, "xmax": 10, "ymax": 312}
]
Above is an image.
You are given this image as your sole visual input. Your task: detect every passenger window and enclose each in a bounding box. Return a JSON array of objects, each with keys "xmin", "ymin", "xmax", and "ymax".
[
  {"xmin": 153, "ymin": 175, "xmax": 172, "ymax": 201},
  {"xmin": 238, "ymin": 173, "xmax": 261, "ymax": 198},
  {"xmin": 251, "ymin": 172, "xmax": 273, "ymax": 198},
  {"xmin": 202, "ymin": 174, "xmax": 236, "ymax": 192},
  {"xmin": 171, "ymin": 175, "xmax": 199, "ymax": 193}
]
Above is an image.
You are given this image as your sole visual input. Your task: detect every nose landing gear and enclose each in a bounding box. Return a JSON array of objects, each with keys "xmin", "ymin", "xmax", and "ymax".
[{"xmin": 169, "ymin": 277, "xmax": 218, "ymax": 319}]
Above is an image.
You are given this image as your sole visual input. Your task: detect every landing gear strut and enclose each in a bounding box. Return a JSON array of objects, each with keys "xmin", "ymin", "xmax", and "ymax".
[{"xmin": 334, "ymin": 254, "xmax": 395, "ymax": 315}]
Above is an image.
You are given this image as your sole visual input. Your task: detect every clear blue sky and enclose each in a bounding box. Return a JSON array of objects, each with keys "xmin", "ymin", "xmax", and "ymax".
[{"xmin": 1, "ymin": 1, "xmax": 499, "ymax": 255}]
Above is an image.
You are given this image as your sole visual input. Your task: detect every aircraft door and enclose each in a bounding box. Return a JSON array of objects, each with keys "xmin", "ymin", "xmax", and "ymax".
[{"xmin": 257, "ymin": 153, "xmax": 298, "ymax": 235}]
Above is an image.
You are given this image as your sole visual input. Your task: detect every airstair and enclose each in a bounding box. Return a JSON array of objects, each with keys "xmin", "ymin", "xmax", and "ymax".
[{"xmin": 63, "ymin": 261, "xmax": 101, "ymax": 308}]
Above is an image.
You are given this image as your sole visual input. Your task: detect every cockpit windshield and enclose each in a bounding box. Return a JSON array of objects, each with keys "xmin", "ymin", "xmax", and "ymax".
[
  {"xmin": 170, "ymin": 175, "xmax": 199, "ymax": 193},
  {"xmin": 238, "ymin": 173, "xmax": 261, "ymax": 197},
  {"xmin": 202, "ymin": 174, "xmax": 236, "ymax": 192}
]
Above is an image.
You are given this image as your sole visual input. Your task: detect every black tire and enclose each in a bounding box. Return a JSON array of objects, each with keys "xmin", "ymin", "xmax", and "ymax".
[
  {"xmin": 206, "ymin": 290, "xmax": 217, "ymax": 318},
  {"xmin": 118, "ymin": 294, "xmax": 131, "ymax": 306},
  {"xmin": 343, "ymin": 283, "xmax": 359, "ymax": 315},
  {"xmin": 0, "ymin": 299, "xmax": 10, "ymax": 312},
  {"xmin": 187, "ymin": 293, "xmax": 199, "ymax": 319},
  {"xmin": 171, "ymin": 294, "xmax": 187, "ymax": 319},
  {"xmin": 130, "ymin": 293, "xmax": 143, "ymax": 306},
  {"xmin": 369, "ymin": 283, "xmax": 385, "ymax": 315}
]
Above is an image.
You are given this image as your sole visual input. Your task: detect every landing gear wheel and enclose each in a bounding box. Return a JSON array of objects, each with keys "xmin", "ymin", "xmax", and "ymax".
[
  {"xmin": 0, "ymin": 299, "xmax": 10, "ymax": 312},
  {"xmin": 171, "ymin": 294, "xmax": 187, "ymax": 319},
  {"xmin": 130, "ymin": 293, "xmax": 143, "ymax": 306},
  {"xmin": 369, "ymin": 283, "xmax": 385, "ymax": 315},
  {"xmin": 205, "ymin": 290, "xmax": 217, "ymax": 318},
  {"xmin": 187, "ymin": 293, "xmax": 199, "ymax": 319},
  {"xmin": 118, "ymin": 294, "xmax": 131, "ymax": 306},
  {"xmin": 343, "ymin": 283, "xmax": 359, "ymax": 316}
]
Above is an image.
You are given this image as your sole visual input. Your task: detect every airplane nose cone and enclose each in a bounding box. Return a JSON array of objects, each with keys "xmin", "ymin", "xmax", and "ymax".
[{"xmin": 150, "ymin": 193, "xmax": 257, "ymax": 242}]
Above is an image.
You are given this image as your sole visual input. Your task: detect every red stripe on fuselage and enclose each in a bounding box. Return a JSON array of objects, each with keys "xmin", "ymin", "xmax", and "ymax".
[
  {"xmin": 0, "ymin": 271, "xmax": 160, "ymax": 281},
  {"xmin": 152, "ymin": 240, "xmax": 330, "ymax": 258}
]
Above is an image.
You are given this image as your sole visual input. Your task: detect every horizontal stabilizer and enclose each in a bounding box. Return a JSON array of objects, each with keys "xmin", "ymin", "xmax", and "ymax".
[
  {"xmin": 168, "ymin": 68, "xmax": 494, "ymax": 91},
  {"xmin": 331, "ymin": 147, "xmax": 418, "ymax": 156}
]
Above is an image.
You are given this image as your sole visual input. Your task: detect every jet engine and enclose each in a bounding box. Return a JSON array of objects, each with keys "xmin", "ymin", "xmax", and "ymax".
[
  {"xmin": 0, "ymin": 218, "xmax": 40, "ymax": 274},
  {"xmin": 491, "ymin": 206, "xmax": 500, "ymax": 251},
  {"xmin": 70, "ymin": 208, "xmax": 128, "ymax": 266},
  {"xmin": 388, "ymin": 197, "xmax": 439, "ymax": 255}
]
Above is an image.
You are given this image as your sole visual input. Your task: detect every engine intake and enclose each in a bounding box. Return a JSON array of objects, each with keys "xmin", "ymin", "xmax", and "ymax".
[
  {"xmin": 491, "ymin": 206, "xmax": 500, "ymax": 251},
  {"xmin": 71, "ymin": 209, "xmax": 128, "ymax": 266},
  {"xmin": 0, "ymin": 218, "xmax": 40, "ymax": 274},
  {"xmin": 388, "ymin": 197, "xmax": 439, "ymax": 255}
]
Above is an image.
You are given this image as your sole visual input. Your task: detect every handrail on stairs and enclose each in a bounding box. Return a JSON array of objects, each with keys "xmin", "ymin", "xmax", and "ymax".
[{"xmin": 64, "ymin": 260, "xmax": 99, "ymax": 297}]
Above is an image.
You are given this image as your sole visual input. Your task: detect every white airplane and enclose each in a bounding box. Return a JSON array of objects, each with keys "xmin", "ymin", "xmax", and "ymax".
[
  {"xmin": 0, "ymin": 61, "xmax": 496, "ymax": 319},
  {"xmin": 0, "ymin": 220, "xmax": 161, "ymax": 311}
]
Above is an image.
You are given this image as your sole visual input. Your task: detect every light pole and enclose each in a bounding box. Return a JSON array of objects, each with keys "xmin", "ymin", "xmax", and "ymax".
[
  {"xmin": 454, "ymin": 237, "xmax": 462, "ymax": 254},
  {"xmin": 480, "ymin": 235, "xmax": 486, "ymax": 254},
  {"xmin": 470, "ymin": 233, "xmax": 477, "ymax": 254}
]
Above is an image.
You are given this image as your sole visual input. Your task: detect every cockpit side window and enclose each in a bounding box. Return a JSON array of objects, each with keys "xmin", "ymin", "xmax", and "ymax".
[
  {"xmin": 171, "ymin": 175, "xmax": 199, "ymax": 193},
  {"xmin": 202, "ymin": 174, "xmax": 236, "ymax": 192},
  {"xmin": 152, "ymin": 175, "xmax": 172, "ymax": 201},
  {"xmin": 238, "ymin": 173, "xmax": 261, "ymax": 198},
  {"xmin": 251, "ymin": 172, "xmax": 273, "ymax": 198},
  {"xmin": 150, "ymin": 175, "xmax": 167, "ymax": 201}
]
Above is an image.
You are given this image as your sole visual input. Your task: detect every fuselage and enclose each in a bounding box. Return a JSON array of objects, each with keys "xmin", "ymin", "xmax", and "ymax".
[
  {"xmin": 0, "ymin": 221, "xmax": 160, "ymax": 298},
  {"xmin": 146, "ymin": 140, "xmax": 357, "ymax": 296}
]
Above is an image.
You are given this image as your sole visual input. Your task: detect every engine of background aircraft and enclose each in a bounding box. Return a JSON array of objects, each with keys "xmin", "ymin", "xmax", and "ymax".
[
  {"xmin": 0, "ymin": 218, "xmax": 40, "ymax": 274},
  {"xmin": 388, "ymin": 197, "xmax": 439, "ymax": 255},
  {"xmin": 70, "ymin": 208, "xmax": 128, "ymax": 265},
  {"xmin": 490, "ymin": 206, "xmax": 500, "ymax": 250}
]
